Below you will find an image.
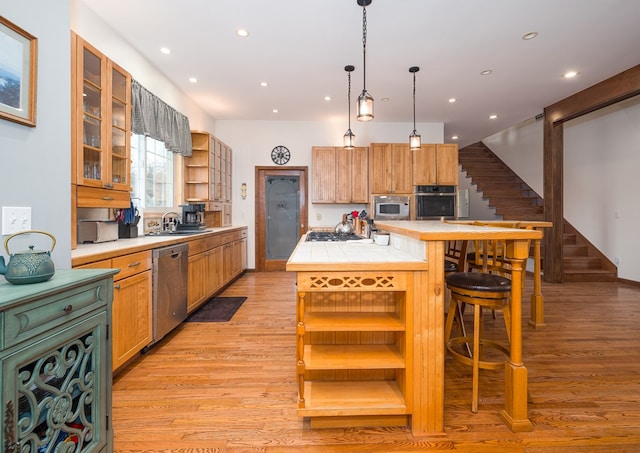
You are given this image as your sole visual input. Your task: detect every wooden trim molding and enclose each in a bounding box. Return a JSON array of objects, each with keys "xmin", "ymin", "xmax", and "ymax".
[{"xmin": 543, "ymin": 64, "xmax": 640, "ymax": 283}]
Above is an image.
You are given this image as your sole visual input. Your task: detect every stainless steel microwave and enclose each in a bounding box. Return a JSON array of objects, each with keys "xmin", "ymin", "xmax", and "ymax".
[{"xmin": 373, "ymin": 195, "xmax": 411, "ymax": 220}]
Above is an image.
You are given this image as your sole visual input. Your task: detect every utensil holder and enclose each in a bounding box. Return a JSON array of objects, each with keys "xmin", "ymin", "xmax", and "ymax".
[{"xmin": 118, "ymin": 224, "xmax": 138, "ymax": 238}]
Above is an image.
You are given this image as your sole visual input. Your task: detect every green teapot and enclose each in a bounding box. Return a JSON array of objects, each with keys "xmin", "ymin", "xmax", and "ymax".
[{"xmin": 0, "ymin": 230, "xmax": 56, "ymax": 285}]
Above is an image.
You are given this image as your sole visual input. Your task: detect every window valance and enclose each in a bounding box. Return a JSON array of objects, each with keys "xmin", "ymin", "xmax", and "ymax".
[{"xmin": 131, "ymin": 79, "xmax": 192, "ymax": 156}]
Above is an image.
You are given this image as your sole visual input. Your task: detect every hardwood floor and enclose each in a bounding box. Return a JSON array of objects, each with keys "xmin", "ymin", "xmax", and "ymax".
[{"xmin": 112, "ymin": 272, "xmax": 640, "ymax": 452}]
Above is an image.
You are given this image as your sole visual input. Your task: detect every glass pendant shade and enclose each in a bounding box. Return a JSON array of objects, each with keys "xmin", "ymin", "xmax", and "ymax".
[
  {"xmin": 343, "ymin": 129, "xmax": 356, "ymax": 149},
  {"xmin": 409, "ymin": 131, "xmax": 421, "ymax": 150},
  {"xmin": 357, "ymin": 91, "xmax": 374, "ymax": 121}
]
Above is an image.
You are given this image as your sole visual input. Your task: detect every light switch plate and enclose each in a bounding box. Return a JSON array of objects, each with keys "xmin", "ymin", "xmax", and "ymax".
[{"xmin": 2, "ymin": 206, "xmax": 32, "ymax": 235}]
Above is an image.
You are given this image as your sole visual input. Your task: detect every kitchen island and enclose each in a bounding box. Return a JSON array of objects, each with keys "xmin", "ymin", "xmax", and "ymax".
[{"xmin": 287, "ymin": 221, "xmax": 542, "ymax": 436}]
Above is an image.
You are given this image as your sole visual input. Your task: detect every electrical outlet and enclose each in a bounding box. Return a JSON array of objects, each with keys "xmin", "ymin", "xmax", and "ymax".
[
  {"xmin": 2, "ymin": 206, "xmax": 32, "ymax": 235},
  {"xmin": 316, "ymin": 213, "xmax": 322, "ymax": 221},
  {"xmin": 614, "ymin": 256, "xmax": 621, "ymax": 266}
]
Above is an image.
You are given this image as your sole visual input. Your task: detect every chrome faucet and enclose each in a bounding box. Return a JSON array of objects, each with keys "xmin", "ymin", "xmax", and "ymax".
[{"xmin": 161, "ymin": 211, "xmax": 181, "ymax": 232}]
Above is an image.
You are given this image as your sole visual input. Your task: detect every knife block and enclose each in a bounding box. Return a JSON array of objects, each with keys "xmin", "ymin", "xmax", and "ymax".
[{"xmin": 118, "ymin": 224, "xmax": 138, "ymax": 239}]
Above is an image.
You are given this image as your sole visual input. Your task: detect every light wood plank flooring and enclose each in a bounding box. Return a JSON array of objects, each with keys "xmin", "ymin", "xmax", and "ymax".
[{"xmin": 112, "ymin": 272, "xmax": 640, "ymax": 452}]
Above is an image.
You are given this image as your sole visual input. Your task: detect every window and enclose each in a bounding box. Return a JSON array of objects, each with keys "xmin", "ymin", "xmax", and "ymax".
[{"xmin": 130, "ymin": 134, "xmax": 174, "ymax": 209}]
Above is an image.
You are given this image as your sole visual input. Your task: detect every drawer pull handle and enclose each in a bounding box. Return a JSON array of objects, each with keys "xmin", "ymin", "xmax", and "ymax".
[
  {"xmin": 128, "ymin": 261, "xmax": 141, "ymax": 267},
  {"xmin": 63, "ymin": 304, "xmax": 73, "ymax": 313},
  {"xmin": 114, "ymin": 284, "xmax": 121, "ymax": 290},
  {"xmin": 101, "ymin": 196, "xmax": 114, "ymax": 201}
]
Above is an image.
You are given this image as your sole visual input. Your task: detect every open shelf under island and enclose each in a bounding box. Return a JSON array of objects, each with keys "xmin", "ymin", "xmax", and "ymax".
[{"xmin": 286, "ymin": 220, "xmax": 542, "ymax": 436}]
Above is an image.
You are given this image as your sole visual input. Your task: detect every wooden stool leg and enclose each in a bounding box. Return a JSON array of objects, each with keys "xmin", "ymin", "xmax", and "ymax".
[
  {"xmin": 502, "ymin": 304, "xmax": 511, "ymax": 342},
  {"xmin": 456, "ymin": 302, "xmax": 472, "ymax": 357},
  {"xmin": 444, "ymin": 298, "xmax": 458, "ymax": 345},
  {"xmin": 472, "ymin": 305, "xmax": 482, "ymax": 413}
]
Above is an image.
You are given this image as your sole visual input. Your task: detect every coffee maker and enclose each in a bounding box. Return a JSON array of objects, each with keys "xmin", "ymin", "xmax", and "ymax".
[{"xmin": 178, "ymin": 203, "xmax": 206, "ymax": 230}]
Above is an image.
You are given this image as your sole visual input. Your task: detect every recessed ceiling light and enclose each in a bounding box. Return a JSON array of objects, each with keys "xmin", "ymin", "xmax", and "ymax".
[
  {"xmin": 160, "ymin": 47, "xmax": 171, "ymax": 55},
  {"xmin": 489, "ymin": 114, "xmax": 498, "ymax": 119},
  {"xmin": 522, "ymin": 32, "xmax": 538, "ymax": 40},
  {"xmin": 272, "ymin": 109, "xmax": 279, "ymax": 113},
  {"xmin": 260, "ymin": 82, "xmax": 269, "ymax": 87},
  {"xmin": 188, "ymin": 77, "xmax": 198, "ymax": 83},
  {"xmin": 381, "ymin": 97, "xmax": 390, "ymax": 102},
  {"xmin": 324, "ymin": 96, "xmax": 331, "ymax": 101},
  {"xmin": 448, "ymin": 98, "xmax": 456, "ymax": 103},
  {"xmin": 564, "ymin": 71, "xmax": 578, "ymax": 79},
  {"xmin": 236, "ymin": 29, "xmax": 249, "ymax": 38},
  {"xmin": 451, "ymin": 135, "xmax": 459, "ymax": 140},
  {"xmin": 480, "ymin": 70, "xmax": 492, "ymax": 76}
]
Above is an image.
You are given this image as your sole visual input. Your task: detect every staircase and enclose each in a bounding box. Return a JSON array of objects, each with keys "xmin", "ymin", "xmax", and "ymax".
[{"xmin": 459, "ymin": 142, "xmax": 617, "ymax": 282}]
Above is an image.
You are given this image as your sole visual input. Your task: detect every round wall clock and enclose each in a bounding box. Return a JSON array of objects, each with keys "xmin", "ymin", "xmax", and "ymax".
[{"xmin": 271, "ymin": 145, "xmax": 291, "ymax": 165}]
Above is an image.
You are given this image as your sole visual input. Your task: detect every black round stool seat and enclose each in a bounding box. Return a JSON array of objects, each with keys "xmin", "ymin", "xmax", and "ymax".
[
  {"xmin": 444, "ymin": 260, "xmax": 459, "ymax": 273},
  {"xmin": 446, "ymin": 272, "xmax": 511, "ymax": 292}
]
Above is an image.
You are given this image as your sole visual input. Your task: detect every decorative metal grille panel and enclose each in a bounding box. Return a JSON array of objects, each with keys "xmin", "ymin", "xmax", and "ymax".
[{"xmin": 13, "ymin": 331, "xmax": 98, "ymax": 452}]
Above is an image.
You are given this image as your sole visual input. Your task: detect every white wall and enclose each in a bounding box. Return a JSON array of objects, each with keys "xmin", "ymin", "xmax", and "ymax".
[
  {"xmin": 70, "ymin": 0, "xmax": 214, "ymax": 133},
  {"xmin": 0, "ymin": 2, "xmax": 72, "ymax": 268},
  {"xmin": 483, "ymin": 116, "xmax": 544, "ymax": 197},
  {"xmin": 482, "ymin": 96, "xmax": 640, "ymax": 281},
  {"xmin": 216, "ymin": 120, "xmax": 444, "ymax": 269},
  {"xmin": 564, "ymin": 95, "xmax": 640, "ymax": 281}
]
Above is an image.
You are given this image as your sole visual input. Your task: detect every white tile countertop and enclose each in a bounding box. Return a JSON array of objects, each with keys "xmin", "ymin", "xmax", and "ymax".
[{"xmin": 286, "ymin": 236, "xmax": 427, "ymax": 272}]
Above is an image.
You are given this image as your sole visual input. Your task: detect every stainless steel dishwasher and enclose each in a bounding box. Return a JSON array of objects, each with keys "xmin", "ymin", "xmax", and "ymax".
[{"xmin": 152, "ymin": 243, "xmax": 188, "ymax": 344}]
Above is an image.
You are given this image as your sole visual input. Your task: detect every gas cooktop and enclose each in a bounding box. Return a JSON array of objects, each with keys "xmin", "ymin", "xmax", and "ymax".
[{"xmin": 305, "ymin": 231, "xmax": 363, "ymax": 242}]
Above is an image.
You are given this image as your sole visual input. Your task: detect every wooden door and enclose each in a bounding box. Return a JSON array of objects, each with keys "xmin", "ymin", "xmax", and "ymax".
[
  {"xmin": 255, "ymin": 167, "xmax": 308, "ymax": 271},
  {"xmin": 350, "ymin": 146, "xmax": 369, "ymax": 203},
  {"xmin": 369, "ymin": 143, "xmax": 392, "ymax": 194},
  {"xmin": 311, "ymin": 147, "xmax": 336, "ymax": 202},
  {"xmin": 413, "ymin": 144, "xmax": 437, "ymax": 185},
  {"xmin": 436, "ymin": 144, "xmax": 459, "ymax": 185},
  {"xmin": 335, "ymin": 147, "xmax": 353, "ymax": 203},
  {"xmin": 390, "ymin": 143, "xmax": 413, "ymax": 194}
]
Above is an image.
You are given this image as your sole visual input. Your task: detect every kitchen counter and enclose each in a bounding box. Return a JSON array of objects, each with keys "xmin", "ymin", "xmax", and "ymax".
[
  {"xmin": 72, "ymin": 225, "xmax": 246, "ymax": 266},
  {"xmin": 286, "ymin": 238, "xmax": 427, "ymax": 272},
  {"xmin": 287, "ymin": 222, "xmax": 541, "ymax": 436}
]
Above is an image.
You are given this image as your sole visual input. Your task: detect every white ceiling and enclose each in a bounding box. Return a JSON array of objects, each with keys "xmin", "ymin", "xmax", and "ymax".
[{"xmin": 80, "ymin": 0, "xmax": 640, "ymax": 147}]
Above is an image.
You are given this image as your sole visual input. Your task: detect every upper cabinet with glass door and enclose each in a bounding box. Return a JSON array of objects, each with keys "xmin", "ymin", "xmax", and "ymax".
[{"xmin": 72, "ymin": 33, "xmax": 131, "ymax": 206}]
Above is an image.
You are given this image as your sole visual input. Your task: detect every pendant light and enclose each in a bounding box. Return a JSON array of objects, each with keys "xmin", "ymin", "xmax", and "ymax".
[
  {"xmin": 356, "ymin": 0, "xmax": 373, "ymax": 121},
  {"xmin": 409, "ymin": 66, "xmax": 421, "ymax": 150},
  {"xmin": 343, "ymin": 65, "xmax": 356, "ymax": 149}
]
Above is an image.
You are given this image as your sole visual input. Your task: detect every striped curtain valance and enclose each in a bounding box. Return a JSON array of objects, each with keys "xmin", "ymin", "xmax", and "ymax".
[{"xmin": 131, "ymin": 80, "xmax": 192, "ymax": 156}]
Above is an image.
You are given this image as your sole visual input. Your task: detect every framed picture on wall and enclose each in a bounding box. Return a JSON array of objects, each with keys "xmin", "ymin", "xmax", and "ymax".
[{"xmin": 0, "ymin": 16, "xmax": 37, "ymax": 127}]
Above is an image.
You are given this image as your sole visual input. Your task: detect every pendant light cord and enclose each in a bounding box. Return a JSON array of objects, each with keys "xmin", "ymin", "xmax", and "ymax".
[
  {"xmin": 362, "ymin": 6, "xmax": 367, "ymax": 92},
  {"xmin": 412, "ymin": 71, "xmax": 416, "ymax": 131},
  {"xmin": 348, "ymin": 70, "xmax": 352, "ymax": 129}
]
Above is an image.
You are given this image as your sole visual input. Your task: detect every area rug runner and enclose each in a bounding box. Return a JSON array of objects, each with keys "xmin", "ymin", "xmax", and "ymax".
[{"xmin": 185, "ymin": 296, "xmax": 247, "ymax": 322}]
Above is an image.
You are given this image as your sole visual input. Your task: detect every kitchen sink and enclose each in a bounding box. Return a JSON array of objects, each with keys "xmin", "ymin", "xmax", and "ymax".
[{"xmin": 147, "ymin": 229, "xmax": 210, "ymax": 236}]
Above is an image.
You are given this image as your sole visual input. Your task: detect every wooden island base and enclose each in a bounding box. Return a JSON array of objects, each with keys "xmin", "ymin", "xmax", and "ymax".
[{"xmin": 287, "ymin": 221, "xmax": 542, "ymax": 436}]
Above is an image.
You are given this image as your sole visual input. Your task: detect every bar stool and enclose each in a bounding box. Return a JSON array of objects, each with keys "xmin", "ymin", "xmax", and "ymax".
[
  {"xmin": 443, "ymin": 238, "xmax": 513, "ymax": 413},
  {"xmin": 444, "ymin": 240, "xmax": 471, "ymax": 356}
]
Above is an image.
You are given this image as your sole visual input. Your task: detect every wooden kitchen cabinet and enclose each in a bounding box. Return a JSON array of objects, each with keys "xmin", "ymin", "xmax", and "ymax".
[
  {"xmin": 0, "ymin": 269, "xmax": 117, "ymax": 452},
  {"xmin": 412, "ymin": 144, "xmax": 459, "ymax": 186},
  {"xmin": 312, "ymin": 146, "xmax": 369, "ymax": 203},
  {"xmin": 188, "ymin": 228, "xmax": 246, "ymax": 312},
  {"xmin": 221, "ymin": 229, "xmax": 248, "ymax": 284},
  {"xmin": 185, "ymin": 131, "xmax": 233, "ymax": 226},
  {"xmin": 369, "ymin": 143, "xmax": 413, "ymax": 194},
  {"xmin": 75, "ymin": 251, "xmax": 152, "ymax": 372},
  {"xmin": 187, "ymin": 236, "xmax": 223, "ymax": 313},
  {"xmin": 71, "ymin": 33, "xmax": 131, "ymax": 207}
]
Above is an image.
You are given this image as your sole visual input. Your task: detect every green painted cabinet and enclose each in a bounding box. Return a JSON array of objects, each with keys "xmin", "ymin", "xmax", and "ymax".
[{"xmin": 1, "ymin": 269, "xmax": 117, "ymax": 453}]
